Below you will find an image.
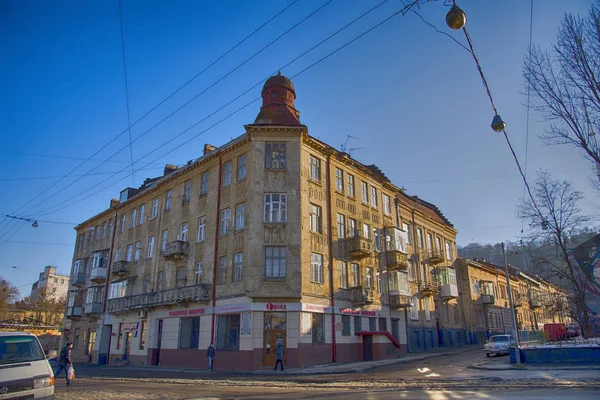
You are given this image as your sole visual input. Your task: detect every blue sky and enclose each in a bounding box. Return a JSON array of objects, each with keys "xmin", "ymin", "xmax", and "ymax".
[{"xmin": 1, "ymin": 0, "xmax": 597, "ymax": 296}]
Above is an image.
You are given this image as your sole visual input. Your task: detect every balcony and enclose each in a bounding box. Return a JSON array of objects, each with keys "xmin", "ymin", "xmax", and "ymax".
[
  {"xmin": 425, "ymin": 250, "xmax": 444, "ymax": 265},
  {"xmin": 386, "ymin": 250, "xmax": 409, "ymax": 271},
  {"xmin": 481, "ymin": 294, "xmax": 495, "ymax": 305},
  {"xmin": 84, "ymin": 302, "xmax": 103, "ymax": 315},
  {"xmin": 106, "ymin": 283, "xmax": 211, "ymax": 314},
  {"xmin": 420, "ymin": 281, "xmax": 439, "ymax": 296},
  {"xmin": 348, "ymin": 236, "xmax": 372, "ymax": 259},
  {"xmin": 90, "ymin": 266, "xmax": 108, "ymax": 283},
  {"xmin": 161, "ymin": 240, "xmax": 189, "ymax": 259},
  {"xmin": 111, "ymin": 260, "xmax": 130, "ymax": 281},
  {"xmin": 348, "ymin": 286, "xmax": 375, "ymax": 306},
  {"xmin": 389, "ymin": 293, "xmax": 411, "ymax": 309},
  {"xmin": 71, "ymin": 272, "xmax": 86, "ymax": 286},
  {"xmin": 66, "ymin": 306, "xmax": 82, "ymax": 318},
  {"xmin": 513, "ymin": 295, "xmax": 523, "ymax": 308},
  {"xmin": 529, "ymin": 298, "xmax": 542, "ymax": 309},
  {"xmin": 440, "ymin": 283, "xmax": 458, "ymax": 300}
]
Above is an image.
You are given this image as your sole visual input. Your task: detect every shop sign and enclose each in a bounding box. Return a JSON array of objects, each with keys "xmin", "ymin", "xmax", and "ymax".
[
  {"xmin": 122, "ymin": 322, "xmax": 139, "ymax": 331},
  {"xmin": 339, "ymin": 308, "xmax": 379, "ymax": 317},
  {"xmin": 302, "ymin": 304, "xmax": 332, "ymax": 313},
  {"xmin": 241, "ymin": 312, "xmax": 251, "ymax": 335},
  {"xmin": 214, "ymin": 304, "xmax": 250, "ymax": 314},
  {"xmin": 265, "ymin": 303, "xmax": 287, "ymax": 311},
  {"xmin": 168, "ymin": 308, "xmax": 206, "ymax": 317}
]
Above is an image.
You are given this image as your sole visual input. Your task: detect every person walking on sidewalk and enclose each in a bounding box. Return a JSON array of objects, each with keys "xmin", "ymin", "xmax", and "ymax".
[
  {"xmin": 206, "ymin": 343, "xmax": 215, "ymax": 371},
  {"xmin": 55, "ymin": 342, "xmax": 73, "ymax": 386},
  {"xmin": 274, "ymin": 341, "xmax": 284, "ymax": 371}
]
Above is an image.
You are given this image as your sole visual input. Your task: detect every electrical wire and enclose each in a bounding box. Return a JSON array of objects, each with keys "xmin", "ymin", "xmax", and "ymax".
[{"xmin": 0, "ymin": 0, "xmax": 300, "ymax": 237}]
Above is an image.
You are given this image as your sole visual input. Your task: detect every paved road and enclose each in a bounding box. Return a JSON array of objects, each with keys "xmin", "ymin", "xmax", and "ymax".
[{"xmin": 55, "ymin": 349, "xmax": 600, "ymax": 399}]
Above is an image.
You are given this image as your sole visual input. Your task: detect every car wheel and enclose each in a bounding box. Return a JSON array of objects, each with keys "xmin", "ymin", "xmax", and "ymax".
[{"xmin": 486, "ymin": 353, "xmax": 490, "ymax": 358}]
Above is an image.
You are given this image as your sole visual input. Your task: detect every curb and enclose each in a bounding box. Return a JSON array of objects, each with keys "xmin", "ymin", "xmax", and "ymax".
[{"xmin": 470, "ymin": 362, "xmax": 600, "ymax": 371}]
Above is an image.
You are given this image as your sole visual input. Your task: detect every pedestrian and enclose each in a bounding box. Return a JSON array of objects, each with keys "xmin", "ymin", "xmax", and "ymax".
[
  {"xmin": 274, "ymin": 341, "xmax": 284, "ymax": 371},
  {"xmin": 206, "ymin": 343, "xmax": 215, "ymax": 371},
  {"xmin": 55, "ymin": 342, "xmax": 73, "ymax": 386}
]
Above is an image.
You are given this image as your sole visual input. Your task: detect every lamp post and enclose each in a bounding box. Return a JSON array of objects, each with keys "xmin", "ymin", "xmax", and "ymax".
[
  {"xmin": 5, "ymin": 214, "xmax": 38, "ymax": 228},
  {"xmin": 502, "ymin": 242, "xmax": 521, "ymax": 364}
]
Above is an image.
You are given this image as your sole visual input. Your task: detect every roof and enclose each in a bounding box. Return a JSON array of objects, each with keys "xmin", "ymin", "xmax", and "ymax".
[
  {"xmin": 0, "ymin": 331, "xmax": 36, "ymax": 337},
  {"xmin": 396, "ymin": 190, "xmax": 455, "ymax": 229}
]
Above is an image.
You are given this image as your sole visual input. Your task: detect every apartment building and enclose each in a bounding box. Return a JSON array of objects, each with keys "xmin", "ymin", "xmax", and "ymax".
[
  {"xmin": 64, "ymin": 73, "xmax": 461, "ymax": 369},
  {"xmin": 31, "ymin": 265, "xmax": 70, "ymax": 301}
]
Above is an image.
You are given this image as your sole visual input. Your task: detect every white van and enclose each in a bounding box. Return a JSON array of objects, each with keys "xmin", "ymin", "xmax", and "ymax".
[{"xmin": 0, "ymin": 332, "xmax": 55, "ymax": 399}]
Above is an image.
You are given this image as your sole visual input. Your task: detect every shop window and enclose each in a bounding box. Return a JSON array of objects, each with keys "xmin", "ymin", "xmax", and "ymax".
[
  {"xmin": 216, "ymin": 314, "xmax": 240, "ymax": 350},
  {"xmin": 342, "ymin": 315, "xmax": 351, "ymax": 336},
  {"xmin": 312, "ymin": 313, "xmax": 325, "ymax": 344},
  {"xmin": 179, "ymin": 317, "xmax": 200, "ymax": 349}
]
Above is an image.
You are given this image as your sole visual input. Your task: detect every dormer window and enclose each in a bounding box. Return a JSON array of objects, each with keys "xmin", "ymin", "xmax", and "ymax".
[{"xmin": 271, "ymin": 91, "xmax": 277, "ymax": 98}]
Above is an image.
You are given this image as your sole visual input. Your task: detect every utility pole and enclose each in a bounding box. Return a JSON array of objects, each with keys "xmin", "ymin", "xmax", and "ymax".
[{"xmin": 502, "ymin": 242, "xmax": 521, "ymax": 364}]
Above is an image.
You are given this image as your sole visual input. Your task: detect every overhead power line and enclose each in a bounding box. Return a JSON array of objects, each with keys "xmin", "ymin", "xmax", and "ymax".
[{"xmin": 0, "ymin": 0, "xmax": 300, "ymax": 239}]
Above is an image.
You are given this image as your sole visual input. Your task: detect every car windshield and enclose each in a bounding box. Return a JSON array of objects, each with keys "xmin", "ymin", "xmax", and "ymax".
[
  {"xmin": 489, "ymin": 336, "xmax": 510, "ymax": 343},
  {"xmin": 0, "ymin": 336, "xmax": 45, "ymax": 365}
]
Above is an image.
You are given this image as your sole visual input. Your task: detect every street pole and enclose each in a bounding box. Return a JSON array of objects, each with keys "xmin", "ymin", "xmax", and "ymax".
[{"xmin": 502, "ymin": 242, "xmax": 521, "ymax": 364}]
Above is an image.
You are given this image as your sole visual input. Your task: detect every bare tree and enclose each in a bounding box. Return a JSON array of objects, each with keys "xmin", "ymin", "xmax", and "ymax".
[
  {"xmin": 517, "ymin": 170, "xmax": 596, "ymax": 335},
  {"xmin": 26, "ymin": 287, "xmax": 66, "ymax": 327},
  {"xmin": 0, "ymin": 276, "xmax": 20, "ymax": 318},
  {"xmin": 524, "ymin": 1, "xmax": 600, "ymax": 182}
]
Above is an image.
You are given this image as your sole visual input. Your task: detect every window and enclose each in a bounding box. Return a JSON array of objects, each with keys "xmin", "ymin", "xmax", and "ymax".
[
  {"xmin": 370, "ymin": 186, "xmax": 378, "ymax": 208},
  {"xmin": 377, "ymin": 271, "xmax": 382, "ymax": 295},
  {"xmin": 195, "ymin": 262, "xmax": 203, "ymax": 284},
  {"xmin": 410, "ymin": 296, "xmax": 419, "ymax": 319},
  {"xmin": 427, "ymin": 233, "xmax": 433, "ymax": 251},
  {"xmin": 235, "ymin": 204, "xmax": 245, "ymax": 230},
  {"xmin": 108, "ymin": 219, "xmax": 113, "ymax": 238},
  {"xmin": 161, "ymin": 230, "xmax": 168, "ymax": 252},
  {"xmin": 265, "ymin": 246, "xmax": 286, "ymax": 278},
  {"xmin": 179, "ymin": 317, "xmax": 200, "ymax": 349},
  {"xmin": 361, "ymin": 181, "xmax": 368, "ymax": 204},
  {"xmin": 139, "ymin": 320, "xmax": 146, "ymax": 350},
  {"xmin": 363, "ymin": 223, "xmax": 371, "ymax": 239},
  {"xmin": 237, "ymin": 154, "xmax": 247, "ymax": 181},
  {"xmin": 264, "ymin": 193, "xmax": 287, "ymax": 222},
  {"xmin": 220, "ymin": 209, "xmax": 230, "ymax": 235},
  {"xmin": 197, "ymin": 216, "xmax": 206, "ymax": 242},
  {"xmin": 152, "ymin": 198, "xmax": 159, "ymax": 218},
  {"xmin": 128, "ymin": 210, "xmax": 135, "ymax": 228},
  {"xmin": 101, "ymin": 222, "xmax": 106, "ymax": 240},
  {"xmin": 342, "ymin": 315, "xmax": 351, "ymax": 336},
  {"xmin": 87, "ymin": 330, "xmax": 96, "ymax": 355},
  {"xmin": 265, "ymin": 142, "xmax": 287, "ymax": 169},
  {"xmin": 349, "ymin": 218, "xmax": 357, "ymax": 237},
  {"xmin": 335, "ymin": 168, "xmax": 344, "ymax": 192},
  {"xmin": 126, "ymin": 244, "xmax": 133, "ymax": 262},
  {"xmin": 120, "ymin": 215, "xmax": 125, "ymax": 233},
  {"xmin": 339, "ymin": 261, "xmax": 348, "ymax": 289},
  {"xmin": 216, "ymin": 314, "xmax": 240, "ymax": 350},
  {"xmin": 383, "ymin": 194, "xmax": 391, "ymax": 215},
  {"xmin": 218, "ymin": 256, "xmax": 227, "ymax": 284},
  {"xmin": 176, "ymin": 267, "xmax": 186, "ymax": 288},
  {"xmin": 148, "ymin": 236, "xmax": 154, "ymax": 258},
  {"xmin": 134, "ymin": 241, "xmax": 141, "ymax": 261},
  {"xmin": 425, "ymin": 299, "xmax": 431, "ymax": 321},
  {"xmin": 309, "ymin": 204, "xmax": 322, "ymax": 233},
  {"xmin": 139, "ymin": 204, "xmax": 145, "ymax": 224},
  {"xmin": 183, "ymin": 180, "xmax": 191, "ymax": 203},
  {"xmin": 311, "ymin": 253, "xmax": 324, "ymax": 284},
  {"xmin": 403, "ymin": 223, "xmax": 411, "ymax": 244},
  {"xmin": 180, "ymin": 223, "xmax": 189, "ymax": 242},
  {"xmin": 222, "ymin": 161, "xmax": 232, "ymax": 187},
  {"xmin": 366, "ymin": 267, "xmax": 374, "ymax": 288},
  {"xmin": 369, "ymin": 318, "xmax": 377, "ymax": 332},
  {"xmin": 233, "ymin": 252, "xmax": 243, "ymax": 282},
  {"xmin": 312, "ymin": 313, "xmax": 325, "ymax": 344},
  {"xmin": 399, "ymin": 271, "xmax": 409, "ymax": 293},
  {"xmin": 143, "ymin": 275, "xmax": 151, "ymax": 293},
  {"xmin": 337, "ymin": 214, "xmax": 345, "ymax": 239},
  {"xmin": 109, "ymin": 281, "xmax": 127, "ymax": 299},
  {"xmin": 350, "ymin": 263, "xmax": 359, "ymax": 287},
  {"xmin": 165, "ymin": 190, "xmax": 172, "ymax": 211},
  {"xmin": 354, "ymin": 316, "xmax": 362, "ymax": 333},
  {"xmin": 436, "ymin": 237, "xmax": 442, "ymax": 253},
  {"xmin": 309, "ymin": 155, "xmax": 321, "ymax": 181},
  {"xmin": 373, "ymin": 228, "xmax": 381, "ymax": 251},
  {"xmin": 347, "ymin": 174, "xmax": 355, "ymax": 197},
  {"xmin": 115, "ymin": 248, "xmax": 121, "ymax": 262},
  {"xmin": 417, "ymin": 228, "xmax": 424, "ymax": 248},
  {"xmin": 445, "ymin": 242, "xmax": 452, "ymax": 260},
  {"xmin": 200, "ymin": 172, "xmax": 209, "ymax": 195},
  {"xmin": 378, "ymin": 317, "xmax": 387, "ymax": 332},
  {"xmin": 157, "ymin": 271, "xmax": 165, "ymax": 291}
]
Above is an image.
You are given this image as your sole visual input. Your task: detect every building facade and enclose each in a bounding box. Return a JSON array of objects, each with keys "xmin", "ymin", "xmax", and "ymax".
[
  {"xmin": 31, "ymin": 265, "xmax": 70, "ymax": 301},
  {"xmin": 63, "ymin": 74, "xmax": 465, "ymax": 369}
]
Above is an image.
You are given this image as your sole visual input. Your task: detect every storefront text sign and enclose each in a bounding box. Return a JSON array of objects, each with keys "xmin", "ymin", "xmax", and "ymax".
[
  {"xmin": 122, "ymin": 322, "xmax": 139, "ymax": 331},
  {"xmin": 214, "ymin": 304, "xmax": 250, "ymax": 314},
  {"xmin": 241, "ymin": 312, "xmax": 251, "ymax": 335},
  {"xmin": 302, "ymin": 304, "xmax": 332, "ymax": 313},
  {"xmin": 168, "ymin": 308, "xmax": 205, "ymax": 317},
  {"xmin": 339, "ymin": 308, "xmax": 379, "ymax": 317},
  {"xmin": 265, "ymin": 303, "xmax": 287, "ymax": 311}
]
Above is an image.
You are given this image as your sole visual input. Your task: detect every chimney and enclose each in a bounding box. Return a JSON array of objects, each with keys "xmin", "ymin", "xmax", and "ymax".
[
  {"xmin": 164, "ymin": 164, "xmax": 178, "ymax": 176},
  {"xmin": 110, "ymin": 198, "xmax": 119, "ymax": 208},
  {"xmin": 204, "ymin": 144, "xmax": 217, "ymax": 155}
]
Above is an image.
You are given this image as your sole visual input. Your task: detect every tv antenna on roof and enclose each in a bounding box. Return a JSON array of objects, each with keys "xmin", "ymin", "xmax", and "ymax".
[{"xmin": 341, "ymin": 135, "xmax": 365, "ymax": 157}]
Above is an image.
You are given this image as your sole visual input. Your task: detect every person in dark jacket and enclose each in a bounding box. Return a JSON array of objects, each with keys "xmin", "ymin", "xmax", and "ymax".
[
  {"xmin": 206, "ymin": 343, "xmax": 215, "ymax": 371},
  {"xmin": 55, "ymin": 342, "xmax": 73, "ymax": 386},
  {"xmin": 274, "ymin": 341, "xmax": 284, "ymax": 371}
]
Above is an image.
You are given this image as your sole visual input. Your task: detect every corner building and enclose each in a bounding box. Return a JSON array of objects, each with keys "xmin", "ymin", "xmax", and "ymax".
[{"xmin": 65, "ymin": 74, "xmax": 459, "ymax": 369}]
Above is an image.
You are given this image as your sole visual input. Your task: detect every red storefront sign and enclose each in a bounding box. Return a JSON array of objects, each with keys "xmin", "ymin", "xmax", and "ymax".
[
  {"xmin": 168, "ymin": 308, "xmax": 205, "ymax": 317},
  {"xmin": 339, "ymin": 308, "xmax": 378, "ymax": 317},
  {"xmin": 266, "ymin": 303, "xmax": 287, "ymax": 311}
]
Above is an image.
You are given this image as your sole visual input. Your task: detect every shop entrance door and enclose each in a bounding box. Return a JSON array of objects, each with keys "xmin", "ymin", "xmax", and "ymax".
[{"xmin": 263, "ymin": 312, "xmax": 286, "ymax": 367}]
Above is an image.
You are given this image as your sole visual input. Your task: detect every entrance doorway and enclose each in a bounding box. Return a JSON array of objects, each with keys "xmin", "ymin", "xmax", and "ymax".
[
  {"xmin": 123, "ymin": 332, "xmax": 132, "ymax": 361},
  {"xmin": 263, "ymin": 312, "xmax": 286, "ymax": 367},
  {"xmin": 152, "ymin": 319, "xmax": 163, "ymax": 366},
  {"xmin": 363, "ymin": 335, "xmax": 373, "ymax": 361}
]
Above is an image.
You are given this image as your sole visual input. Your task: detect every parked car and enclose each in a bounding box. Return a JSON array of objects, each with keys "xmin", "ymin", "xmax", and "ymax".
[
  {"xmin": 566, "ymin": 324, "xmax": 581, "ymax": 338},
  {"xmin": 0, "ymin": 331, "xmax": 55, "ymax": 399},
  {"xmin": 483, "ymin": 334, "xmax": 514, "ymax": 357}
]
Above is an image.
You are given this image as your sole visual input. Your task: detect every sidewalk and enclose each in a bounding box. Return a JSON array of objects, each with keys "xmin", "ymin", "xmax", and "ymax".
[
  {"xmin": 471, "ymin": 358, "xmax": 600, "ymax": 371},
  {"xmin": 75, "ymin": 345, "xmax": 478, "ymax": 377}
]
